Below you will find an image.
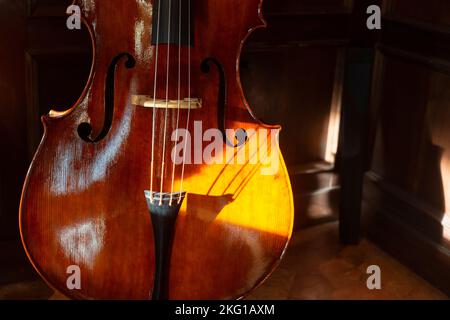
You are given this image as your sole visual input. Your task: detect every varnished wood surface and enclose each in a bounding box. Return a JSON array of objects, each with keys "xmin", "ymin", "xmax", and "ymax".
[{"xmin": 19, "ymin": 0, "xmax": 294, "ymax": 299}]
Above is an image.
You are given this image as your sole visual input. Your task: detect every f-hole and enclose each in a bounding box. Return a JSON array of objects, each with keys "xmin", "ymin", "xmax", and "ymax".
[
  {"xmin": 78, "ymin": 53, "xmax": 136, "ymax": 142},
  {"xmin": 200, "ymin": 58, "xmax": 247, "ymax": 148}
]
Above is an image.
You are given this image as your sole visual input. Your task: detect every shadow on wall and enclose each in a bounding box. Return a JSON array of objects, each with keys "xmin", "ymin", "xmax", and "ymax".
[{"xmin": 368, "ymin": 55, "xmax": 449, "ymax": 250}]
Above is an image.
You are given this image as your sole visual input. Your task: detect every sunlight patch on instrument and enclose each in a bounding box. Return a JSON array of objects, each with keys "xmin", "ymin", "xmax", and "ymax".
[
  {"xmin": 177, "ymin": 130, "xmax": 291, "ymax": 237},
  {"xmin": 50, "ymin": 107, "xmax": 132, "ymax": 195},
  {"xmin": 58, "ymin": 218, "xmax": 106, "ymax": 270},
  {"xmin": 182, "ymin": 184, "xmax": 290, "ymax": 237},
  {"xmin": 181, "ymin": 177, "xmax": 290, "ymax": 237},
  {"xmin": 213, "ymin": 196, "xmax": 289, "ymax": 237}
]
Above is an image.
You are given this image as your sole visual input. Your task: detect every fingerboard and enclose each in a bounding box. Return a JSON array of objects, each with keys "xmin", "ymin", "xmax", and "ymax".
[{"xmin": 151, "ymin": 0, "xmax": 194, "ymax": 46}]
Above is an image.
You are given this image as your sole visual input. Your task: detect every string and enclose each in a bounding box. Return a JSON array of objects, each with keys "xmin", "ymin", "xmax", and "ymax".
[
  {"xmin": 159, "ymin": 0, "xmax": 173, "ymax": 206},
  {"xmin": 178, "ymin": 0, "xmax": 191, "ymax": 202},
  {"xmin": 149, "ymin": 0, "xmax": 163, "ymax": 204},
  {"xmin": 169, "ymin": 0, "xmax": 182, "ymax": 206}
]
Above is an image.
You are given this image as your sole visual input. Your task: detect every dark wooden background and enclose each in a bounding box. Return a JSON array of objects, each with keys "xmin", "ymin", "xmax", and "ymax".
[{"xmin": 363, "ymin": 0, "xmax": 450, "ymax": 295}]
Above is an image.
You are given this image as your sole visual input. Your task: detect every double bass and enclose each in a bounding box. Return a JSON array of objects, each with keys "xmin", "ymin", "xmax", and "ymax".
[{"xmin": 19, "ymin": 0, "xmax": 294, "ymax": 300}]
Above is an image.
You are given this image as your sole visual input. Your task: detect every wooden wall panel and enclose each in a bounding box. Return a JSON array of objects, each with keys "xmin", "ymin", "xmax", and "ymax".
[
  {"xmin": 265, "ymin": 0, "xmax": 353, "ymax": 15},
  {"xmin": 242, "ymin": 46, "xmax": 340, "ymax": 165},
  {"xmin": 364, "ymin": 0, "xmax": 450, "ymax": 294},
  {"xmin": 384, "ymin": 0, "xmax": 450, "ymax": 27},
  {"xmin": 370, "ymin": 55, "xmax": 447, "ymax": 213},
  {"xmin": 0, "ymin": 1, "xmax": 28, "ymax": 241}
]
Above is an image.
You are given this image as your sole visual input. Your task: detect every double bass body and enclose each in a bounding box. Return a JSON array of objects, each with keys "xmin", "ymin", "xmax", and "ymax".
[{"xmin": 19, "ymin": 0, "xmax": 294, "ymax": 299}]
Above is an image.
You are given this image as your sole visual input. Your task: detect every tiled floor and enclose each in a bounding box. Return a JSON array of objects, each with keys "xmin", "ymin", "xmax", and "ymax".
[
  {"xmin": 0, "ymin": 222, "xmax": 447, "ymax": 300},
  {"xmin": 248, "ymin": 222, "xmax": 447, "ymax": 300}
]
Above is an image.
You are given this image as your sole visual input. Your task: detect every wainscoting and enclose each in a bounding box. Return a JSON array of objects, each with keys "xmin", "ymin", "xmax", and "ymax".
[{"xmin": 363, "ymin": 0, "xmax": 450, "ymax": 295}]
